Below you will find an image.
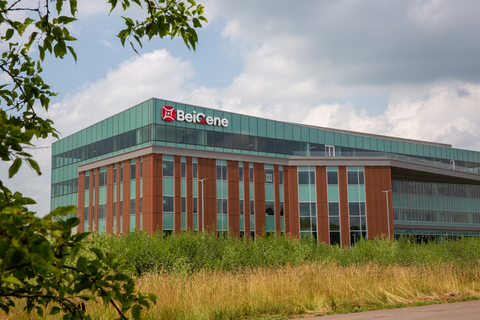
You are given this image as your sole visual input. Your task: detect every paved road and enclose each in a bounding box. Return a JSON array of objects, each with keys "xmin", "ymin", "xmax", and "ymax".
[{"xmin": 292, "ymin": 300, "xmax": 480, "ymax": 319}]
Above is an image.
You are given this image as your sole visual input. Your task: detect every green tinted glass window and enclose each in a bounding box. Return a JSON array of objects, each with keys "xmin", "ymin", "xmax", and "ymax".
[
  {"xmin": 267, "ymin": 120, "xmax": 276, "ymax": 138},
  {"xmin": 276, "ymin": 122, "xmax": 285, "ymax": 139},
  {"xmin": 293, "ymin": 125, "xmax": 301, "ymax": 141},
  {"xmin": 249, "ymin": 117, "xmax": 258, "ymax": 136},
  {"xmin": 257, "ymin": 118, "xmax": 266, "ymax": 137},
  {"xmin": 284, "ymin": 123, "xmax": 293, "ymax": 140}
]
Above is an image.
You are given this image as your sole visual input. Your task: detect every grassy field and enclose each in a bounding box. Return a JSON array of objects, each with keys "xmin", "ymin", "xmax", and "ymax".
[{"xmin": 4, "ymin": 233, "xmax": 480, "ymax": 319}]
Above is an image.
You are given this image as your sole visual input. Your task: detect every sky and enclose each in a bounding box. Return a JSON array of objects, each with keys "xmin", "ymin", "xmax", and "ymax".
[{"xmin": 2, "ymin": 0, "xmax": 480, "ymax": 216}]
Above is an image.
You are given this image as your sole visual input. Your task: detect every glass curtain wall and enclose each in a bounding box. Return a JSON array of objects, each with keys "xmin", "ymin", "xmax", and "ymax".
[
  {"xmin": 327, "ymin": 167, "xmax": 340, "ymax": 245},
  {"xmin": 265, "ymin": 164, "xmax": 275, "ymax": 235},
  {"xmin": 129, "ymin": 159, "xmax": 136, "ymax": 231},
  {"xmin": 98, "ymin": 166, "xmax": 107, "ymax": 233},
  {"xmin": 216, "ymin": 160, "xmax": 228, "ymax": 235},
  {"xmin": 162, "ymin": 155, "xmax": 174, "ymax": 236},
  {"xmin": 347, "ymin": 167, "xmax": 366, "ymax": 245},
  {"xmin": 393, "ymin": 180, "xmax": 480, "ymax": 228},
  {"xmin": 298, "ymin": 166, "xmax": 317, "ymax": 240}
]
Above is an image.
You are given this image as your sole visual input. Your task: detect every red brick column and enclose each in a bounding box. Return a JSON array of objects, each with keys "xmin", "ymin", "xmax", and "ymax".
[
  {"xmin": 135, "ymin": 158, "xmax": 141, "ymax": 231},
  {"xmin": 151, "ymin": 154, "xmax": 163, "ymax": 233},
  {"xmin": 286, "ymin": 166, "xmax": 299, "ymax": 238},
  {"xmin": 198, "ymin": 158, "xmax": 216, "ymax": 232},
  {"xmin": 365, "ymin": 166, "xmax": 393, "ymax": 239},
  {"xmin": 244, "ymin": 162, "xmax": 251, "ymax": 237},
  {"xmin": 174, "ymin": 156, "xmax": 181, "ymax": 234},
  {"xmin": 254, "ymin": 163, "xmax": 265, "ymax": 237}
]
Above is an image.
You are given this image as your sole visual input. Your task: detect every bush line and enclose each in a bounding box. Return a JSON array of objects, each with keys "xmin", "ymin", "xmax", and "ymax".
[{"xmin": 86, "ymin": 232, "xmax": 480, "ymax": 274}]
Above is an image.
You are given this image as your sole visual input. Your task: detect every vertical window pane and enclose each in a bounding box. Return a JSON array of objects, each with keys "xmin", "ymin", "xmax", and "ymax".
[
  {"xmin": 327, "ymin": 171, "xmax": 338, "ymax": 185},
  {"xmin": 131, "ymin": 163, "xmax": 136, "ymax": 180},
  {"xmin": 193, "ymin": 163, "xmax": 198, "ymax": 179},
  {"xmin": 181, "ymin": 162, "xmax": 186, "ymax": 178}
]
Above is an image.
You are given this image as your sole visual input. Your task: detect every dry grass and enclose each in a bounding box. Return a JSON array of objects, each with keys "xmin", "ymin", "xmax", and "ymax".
[{"xmin": 5, "ymin": 262, "xmax": 480, "ymax": 320}]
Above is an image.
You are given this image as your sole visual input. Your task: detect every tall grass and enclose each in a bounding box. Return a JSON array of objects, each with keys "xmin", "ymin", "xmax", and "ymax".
[
  {"xmin": 86, "ymin": 232, "xmax": 480, "ymax": 273},
  {"xmin": 5, "ymin": 233, "xmax": 480, "ymax": 319},
  {"xmin": 6, "ymin": 262, "xmax": 480, "ymax": 320}
]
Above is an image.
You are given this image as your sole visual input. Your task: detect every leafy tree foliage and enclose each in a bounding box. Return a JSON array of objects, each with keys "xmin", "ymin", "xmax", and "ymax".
[{"xmin": 0, "ymin": 0, "xmax": 206, "ymax": 318}]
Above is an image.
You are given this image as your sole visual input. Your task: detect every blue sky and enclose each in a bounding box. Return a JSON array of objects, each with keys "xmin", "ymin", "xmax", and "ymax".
[{"xmin": 2, "ymin": 0, "xmax": 480, "ymax": 215}]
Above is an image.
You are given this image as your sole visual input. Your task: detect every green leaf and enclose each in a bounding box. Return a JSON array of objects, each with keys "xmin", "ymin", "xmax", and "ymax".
[
  {"xmin": 74, "ymin": 232, "xmax": 91, "ymax": 242},
  {"xmin": 56, "ymin": 0, "xmax": 63, "ymax": 14},
  {"xmin": 70, "ymin": 0, "xmax": 78, "ymax": 16},
  {"xmin": 192, "ymin": 18, "xmax": 201, "ymax": 28},
  {"xmin": 2, "ymin": 275, "xmax": 24, "ymax": 286},
  {"xmin": 5, "ymin": 28, "xmax": 14, "ymax": 41},
  {"xmin": 67, "ymin": 46, "xmax": 77, "ymax": 62},
  {"xmin": 26, "ymin": 158, "xmax": 41, "ymax": 175},
  {"xmin": 91, "ymin": 248, "xmax": 104, "ymax": 261},
  {"xmin": 76, "ymin": 256, "xmax": 87, "ymax": 271},
  {"xmin": 67, "ymin": 216, "xmax": 80, "ymax": 228},
  {"xmin": 50, "ymin": 307, "xmax": 61, "ymax": 315},
  {"xmin": 8, "ymin": 158, "xmax": 22, "ymax": 178},
  {"xmin": 57, "ymin": 16, "xmax": 77, "ymax": 24},
  {"xmin": 131, "ymin": 305, "xmax": 141, "ymax": 320}
]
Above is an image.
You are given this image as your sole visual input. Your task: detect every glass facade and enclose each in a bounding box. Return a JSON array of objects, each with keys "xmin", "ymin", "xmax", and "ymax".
[
  {"xmin": 327, "ymin": 167, "xmax": 341, "ymax": 245},
  {"xmin": 347, "ymin": 167, "xmax": 366, "ymax": 245},
  {"xmin": 216, "ymin": 160, "xmax": 228, "ymax": 234},
  {"xmin": 393, "ymin": 180, "xmax": 480, "ymax": 228},
  {"xmin": 265, "ymin": 164, "xmax": 275, "ymax": 234},
  {"xmin": 51, "ymin": 98, "xmax": 480, "ymax": 241},
  {"xmin": 163, "ymin": 155, "xmax": 174, "ymax": 235},
  {"xmin": 298, "ymin": 166, "xmax": 317, "ymax": 239}
]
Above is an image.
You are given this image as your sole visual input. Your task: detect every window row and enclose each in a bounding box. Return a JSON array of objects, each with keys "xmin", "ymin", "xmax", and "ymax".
[
  {"xmin": 52, "ymin": 123, "xmax": 480, "ymax": 177},
  {"xmin": 393, "ymin": 180, "xmax": 480, "ymax": 199},
  {"xmin": 53, "ymin": 126, "xmax": 151, "ymax": 169},
  {"xmin": 393, "ymin": 208, "xmax": 480, "ymax": 225}
]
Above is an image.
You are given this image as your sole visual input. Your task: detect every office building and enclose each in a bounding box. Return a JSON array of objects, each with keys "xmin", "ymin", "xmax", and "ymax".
[{"xmin": 51, "ymin": 98, "xmax": 480, "ymax": 245}]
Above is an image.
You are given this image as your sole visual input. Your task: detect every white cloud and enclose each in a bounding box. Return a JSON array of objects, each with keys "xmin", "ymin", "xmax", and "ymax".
[
  {"xmin": 301, "ymin": 83, "xmax": 480, "ymax": 150},
  {"xmin": 49, "ymin": 49, "xmax": 195, "ymax": 136},
  {"xmin": 215, "ymin": 0, "xmax": 480, "ymax": 87},
  {"xmin": 0, "ymin": 49, "xmax": 196, "ymax": 216},
  {"xmin": 100, "ymin": 40, "xmax": 114, "ymax": 48}
]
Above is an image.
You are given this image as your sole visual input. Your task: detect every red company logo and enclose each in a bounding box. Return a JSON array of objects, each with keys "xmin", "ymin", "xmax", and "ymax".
[{"xmin": 162, "ymin": 106, "xmax": 175, "ymax": 121}]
